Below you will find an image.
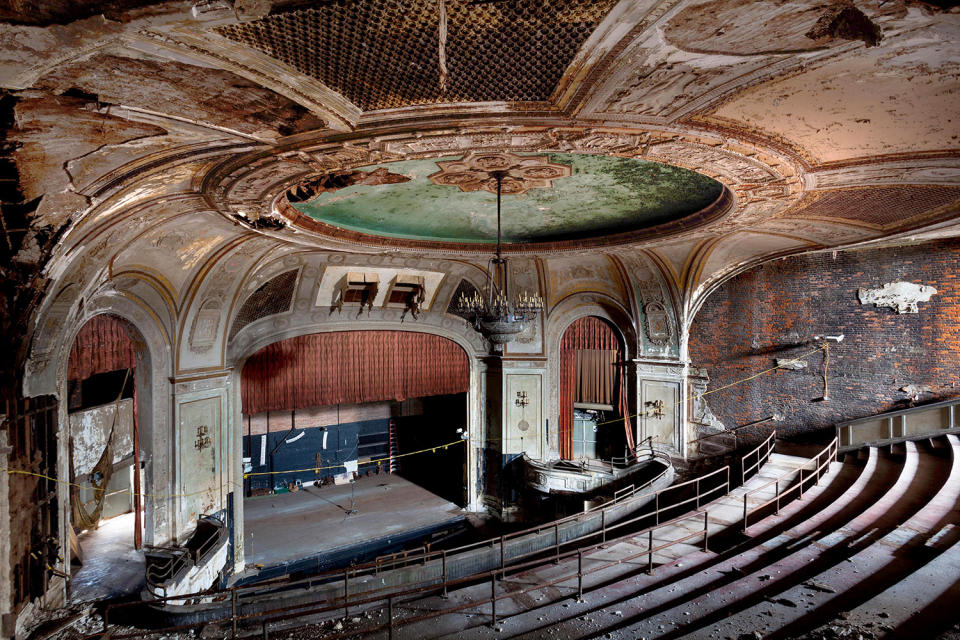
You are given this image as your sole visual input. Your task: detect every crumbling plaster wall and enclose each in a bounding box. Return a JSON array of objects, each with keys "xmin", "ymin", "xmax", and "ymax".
[{"xmin": 688, "ymin": 238, "xmax": 960, "ymax": 440}]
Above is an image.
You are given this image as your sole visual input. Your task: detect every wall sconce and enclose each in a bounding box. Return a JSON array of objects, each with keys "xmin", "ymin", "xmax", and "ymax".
[
  {"xmin": 644, "ymin": 399, "xmax": 665, "ymax": 419},
  {"xmin": 515, "ymin": 391, "xmax": 529, "ymax": 409}
]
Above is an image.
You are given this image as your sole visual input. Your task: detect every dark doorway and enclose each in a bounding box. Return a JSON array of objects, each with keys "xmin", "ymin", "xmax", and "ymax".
[{"xmin": 393, "ymin": 392, "xmax": 468, "ymax": 507}]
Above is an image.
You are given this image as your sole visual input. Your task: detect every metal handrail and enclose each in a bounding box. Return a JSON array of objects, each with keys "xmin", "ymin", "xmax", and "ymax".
[
  {"xmin": 741, "ymin": 437, "xmax": 839, "ymax": 530},
  {"xmin": 102, "ymin": 458, "xmax": 728, "ymax": 618},
  {"xmin": 101, "ymin": 458, "xmax": 751, "ymax": 639},
  {"xmin": 104, "ymin": 507, "xmax": 718, "ymax": 640},
  {"xmin": 837, "ymin": 397, "xmax": 960, "ymax": 450},
  {"xmin": 101, "ymin": 461, "xmax": 674, "ymax": 615},
  {"xmin": 741, "ymin": 429, "xmax": 776, "ymax": 482}
]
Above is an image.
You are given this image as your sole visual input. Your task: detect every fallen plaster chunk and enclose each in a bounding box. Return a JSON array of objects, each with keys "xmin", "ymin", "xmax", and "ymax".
[
  {"xmin": 857, "ymin": 281, "xmax": 937, "ymax": 314},
  {"xmin": 775, "ymin": 357, "xmax": 808, "ymax": 370},
  {"xmin": 900, "ymin": 383, "xmax": 933, "ymax": 401}
]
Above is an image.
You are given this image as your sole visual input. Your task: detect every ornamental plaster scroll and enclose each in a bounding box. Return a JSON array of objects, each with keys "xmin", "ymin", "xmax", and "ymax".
[
  {"xmin": 428, "ymin": 152, "xmax": 571, "ymax": 195},
  {"xmin": 177, "ymin": 236, "xmax": 278, "ymax": 371},
  {"xmin": 807, "ymin": 158, "xmax": 960, "ymax": 190},
  {"xmin": 199, "ymin": 125, "xmax": 806, "ymax": 251},
  {"xmin": 634, "ymin": 361, "xmax": 685, "ymax": 378},
  {"xmin": 612, "ymin": 250, "xmax": 679, "ymax": 355},
  {"xmin": 172, "ymin": 373, "xmax": 232, "ymax": 396}
]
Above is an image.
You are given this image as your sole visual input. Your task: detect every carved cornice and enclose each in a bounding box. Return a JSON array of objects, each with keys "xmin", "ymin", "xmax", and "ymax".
[{"xmin": 200, "ymin": 122, "xmax": 806, "ymax": 255}]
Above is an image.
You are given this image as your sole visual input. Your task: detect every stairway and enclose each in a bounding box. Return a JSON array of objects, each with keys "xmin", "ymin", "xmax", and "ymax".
[
  {"xmin": 387, "ymin": 435, "xmax": 960, "ymax": 640},
  {"xmin": 392, "ymin": 445, "xmax": 820, "ymax": 639}
]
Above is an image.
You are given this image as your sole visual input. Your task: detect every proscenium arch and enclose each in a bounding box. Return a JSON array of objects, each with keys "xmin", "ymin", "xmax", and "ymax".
[
  {"xmin": 225, "ymin": 323, "xmax": 486, "ymax": 570},
  {"xmin": 545, "ymin": 294, "xmax": 638, "ymax": 460}
]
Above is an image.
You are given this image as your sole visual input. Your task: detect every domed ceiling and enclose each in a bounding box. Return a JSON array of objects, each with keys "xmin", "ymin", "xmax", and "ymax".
[
  {"xmin": 286, "ymin": 153, "xmax": 724, "ymax": 245},
  {"xmin": 2, "ymin": 0, "xmax": 958, "ymax": 389}
]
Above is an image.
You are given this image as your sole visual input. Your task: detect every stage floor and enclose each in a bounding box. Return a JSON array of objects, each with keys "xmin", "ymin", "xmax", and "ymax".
[{"xmin": 243, "ymin": 473, "xmax": 464, "ymax": 572}]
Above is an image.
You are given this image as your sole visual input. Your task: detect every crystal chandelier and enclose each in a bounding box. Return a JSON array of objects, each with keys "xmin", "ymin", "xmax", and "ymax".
[{"xmin": 458, "ymin": 171, "xmax": 544, "ymax": 352}]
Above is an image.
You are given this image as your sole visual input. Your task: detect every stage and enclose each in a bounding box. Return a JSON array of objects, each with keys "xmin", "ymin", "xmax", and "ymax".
[{"xmin": 241, "ymin": 473, "xmax": 466, "ymax": 582}]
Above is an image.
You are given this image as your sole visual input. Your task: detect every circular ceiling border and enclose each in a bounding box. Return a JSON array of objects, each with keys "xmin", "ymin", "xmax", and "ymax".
[{"xmin": 202, "ymin": 123, "xmax": 806, "ymax": 254}]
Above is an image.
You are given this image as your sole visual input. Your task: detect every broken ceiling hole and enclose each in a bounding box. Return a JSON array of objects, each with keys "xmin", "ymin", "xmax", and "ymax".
[
  {"xmin": 59, "ymin": 87, "xmax": 100, "ymax": 105},
  {"xmin": 233, "ymin": 213, "xmax": 285, "ymax": 230},
  {"xmin": 806, "ymin": 4, "xmax": 883, "ymax": 47},
  {"xmin": 286, "ymin": 167, "xmax": 411, "ymax": 203}
]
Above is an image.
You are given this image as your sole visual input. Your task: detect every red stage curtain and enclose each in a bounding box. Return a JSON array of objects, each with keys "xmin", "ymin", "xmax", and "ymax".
[
  {"xmin": 241, "ymin": 331, "xmax": 469, "ymax": 414},
  {"xmin": 68, "ymin": 315, "xmax": 136, "ymax": 381},
  {"xmin": 559, "ymin": 317, "xmax": 632, "ymax": 459}
]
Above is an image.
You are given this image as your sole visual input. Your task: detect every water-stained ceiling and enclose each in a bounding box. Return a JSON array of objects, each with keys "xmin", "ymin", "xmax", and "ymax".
[
  {"xmin": 287, "ymin": 154, "xmax": 724, "ymax": 245},
  {"xmin": 1, "ymin": 0, "xmax": 958, "ymax": 380}
]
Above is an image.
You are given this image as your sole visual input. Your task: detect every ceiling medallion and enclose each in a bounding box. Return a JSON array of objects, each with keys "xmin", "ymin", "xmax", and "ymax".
[{"xmin": 428, "ymin": 152, "xmax": 572, "ymax": 195}]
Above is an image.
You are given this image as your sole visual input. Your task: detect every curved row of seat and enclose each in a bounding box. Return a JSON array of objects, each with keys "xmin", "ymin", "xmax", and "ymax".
[{"xmin": 390, "ymin": 435, "xmax": 960, "ymax": 639}]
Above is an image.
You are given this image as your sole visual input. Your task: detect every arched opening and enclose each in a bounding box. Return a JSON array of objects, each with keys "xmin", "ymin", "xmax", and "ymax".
[
  {"xmin": 65, "ymin": 314, "xmax": 145, "ymax": 602},
  {"xmin": 558, "ymin": 316, "xmax": 633, "ymax": 461},
  {"xmin": 238, "ymin": 330, "xmax": 470, "ymax": 577}
]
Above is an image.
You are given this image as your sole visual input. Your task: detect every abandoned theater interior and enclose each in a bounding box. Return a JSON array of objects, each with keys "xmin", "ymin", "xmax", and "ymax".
[{"xmin": 1, "ymin": 0, "xmax": 959, "ymax": 638}]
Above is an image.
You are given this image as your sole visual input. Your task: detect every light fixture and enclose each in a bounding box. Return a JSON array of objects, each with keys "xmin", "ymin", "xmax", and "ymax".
[{"xmin": 457, "ymin": 170, "xmax": 543, "ymax": 352}]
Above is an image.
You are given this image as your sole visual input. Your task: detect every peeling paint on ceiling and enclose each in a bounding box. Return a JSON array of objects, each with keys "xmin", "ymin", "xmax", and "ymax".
[{"xmin": 291, "ymin": 153, "xmax": 724, "ymax": 244}]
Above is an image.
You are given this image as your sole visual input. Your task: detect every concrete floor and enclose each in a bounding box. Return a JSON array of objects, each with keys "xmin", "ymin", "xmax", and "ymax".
[
  {"xmin": 243, "ymin": 473, "xmax": 463, "ymax": 569},
  {"xmin": 70, "ymin": 512, "xmax": 145, "ymax": 603}
]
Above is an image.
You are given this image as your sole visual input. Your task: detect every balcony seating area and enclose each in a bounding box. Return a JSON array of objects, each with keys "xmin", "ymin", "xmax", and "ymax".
[{"xmin": 391, "ymin": 435, "xmax": 960, "ymax": 639}]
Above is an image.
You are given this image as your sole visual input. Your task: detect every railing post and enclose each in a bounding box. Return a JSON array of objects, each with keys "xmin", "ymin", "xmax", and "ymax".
[
  {"xmin": 262, "ymin": 621, "xmax": 269, "ymax": 640},
  {"xmin": 703, "ymin": 511, "xmax": 709, "ymax": 552},
  {"xmin": 742, "ymin": 495, "xmax": 748, "ymax": 532},
  {"xmin": 388, "ymin": 596, "xmax": 394, "ymax": 640},
  {"xmin": 344, "ymin": 571, "xmax": 350, "ymax": 618},
  {"xmin": 231, "ymin": 588, "xmax": 238, "ymax": 639},
  {"xmin": 647, "ymin": 529, "xmax": 654, "ymax": 575},
  {"xmin": 554, "ymin": 523, "xmax": 560, "ymax": 564},
  {"xmin": 577, "ymin": 550, "xmax": 584, "ymax": 600},
  {"xmin": 601, "ymin": 510, "xmax": 606, "ymax": 545},
  {"xmin": 695, "ymin": 477, "xmax": 701, "ymax": 509},
  {"xmin": 442, "ymin": 550, "xmax": 448, "ymax": 599},
  {"xmin": 799, "ymin": 467, "xmax": 805, "ymax": 499},
  {"xmin": 491, "ymin": 574, "xmax": 497, "ymax": 627},
  {"xmin": 500, "ymin": 535, "xmax": 505, "ymax": 577},
  {"xmin": 775, "ymin": 480, "xmax": 780, "ymax": 515},
  {"xmin": 102, "ymin": 606, "xmax": 109, "ymax": 636}
]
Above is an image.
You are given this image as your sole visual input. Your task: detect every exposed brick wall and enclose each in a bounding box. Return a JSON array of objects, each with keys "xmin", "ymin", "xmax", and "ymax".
[{"xmin": 689, "ymin": 238, "xmax": 960, "ymax": 440}]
